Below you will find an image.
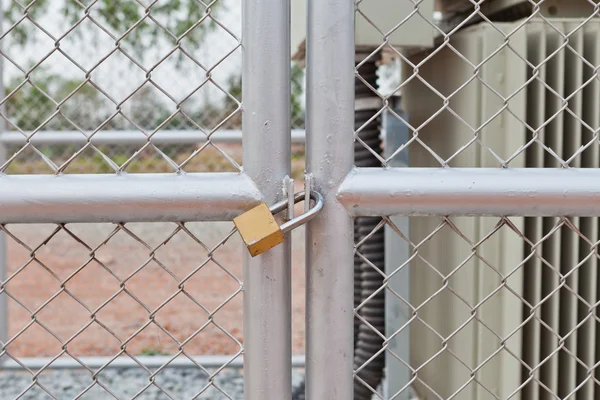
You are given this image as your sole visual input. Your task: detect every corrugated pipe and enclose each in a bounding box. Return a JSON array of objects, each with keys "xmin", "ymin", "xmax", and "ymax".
[{"xmin": 353, "ymin": 51, "xmax": 386, "ymax": 400}]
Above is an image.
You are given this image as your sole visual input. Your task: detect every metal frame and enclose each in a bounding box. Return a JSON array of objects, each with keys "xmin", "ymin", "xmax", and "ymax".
[
  {"xmin": 382, "ymin": 104, "xmax": 412, "ymax": 400},
  {"xmin": 6, "ymin": 0, "xmax": 600, "ymax": 398},
  {"xmin": 0, "ymin": 0, "xmax": 292, "ymax": 398},
  {"xmin": 0, "ymin": 130, "xmax": 306, "ymax": 145},
  {"xmin": 0, "ymin": 3, "xmax": 7, "ymax": 360},
  {"xmin": 0, "ymin": 135, "xmax": 5, "ymax": 361},
  {"xmin": 242, "ymin": 0, "xmax": 291, "ymax": 399},
  {"xmin": 1, "ymin": 355, "xmax": 306, "ymax": 371},
  {"xmin": 0, "ymin": 173, "xmax": 262, "ymax": 223},
  {"xmin": 338, "ymin": 168, "xmax": 600, "ymax": 217},
  {"xmin": 305, "ymin": 0, "xmax": 355, "ymax": 398},
  {"xmin": 302, "ymin": 2, "xmax": 600, "ymax": 399}
]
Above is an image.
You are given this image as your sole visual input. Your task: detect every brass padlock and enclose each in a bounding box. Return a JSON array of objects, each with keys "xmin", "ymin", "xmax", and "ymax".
[{"xmin": 234, "ymin": 190, "xmax": 323, "ymax": 257}]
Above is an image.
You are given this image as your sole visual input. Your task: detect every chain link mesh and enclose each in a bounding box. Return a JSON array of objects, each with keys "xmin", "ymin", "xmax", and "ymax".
[
  {"xmin": 0, "ymin": 1, "xmax": 265, "ymax": 397},
  {"xmin": 0, "ymin": 0, "xmax": 252, "ymax": 174},
  {"xmin": 1, "ymin": 221, "xmax": 244, "ymax": 398},
  {"xmin": 0, "ymin": 0, "xmax": 306, "ymax": 174},
  {"xmin": 354, "ymin": 1, "xmax": 600, "ymax": 399},
  {"xmin": 7, "ymin": 0, "xmax": 600, "ymax": 398}
]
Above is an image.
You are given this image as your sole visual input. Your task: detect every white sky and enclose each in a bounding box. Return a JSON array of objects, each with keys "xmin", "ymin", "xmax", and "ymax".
[{"xmin": 2, "ymin": 0, "xmax": 242, "ymax": 108}]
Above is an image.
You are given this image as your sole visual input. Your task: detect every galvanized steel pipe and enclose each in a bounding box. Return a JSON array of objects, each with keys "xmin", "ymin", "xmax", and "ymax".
[
  {"xmin": 339, "ymin": 168, "xmax": 600, "ymax": 217},
  {"xmin": 0, "ymin": 173, "xmax": 262, "ymax": 223}
]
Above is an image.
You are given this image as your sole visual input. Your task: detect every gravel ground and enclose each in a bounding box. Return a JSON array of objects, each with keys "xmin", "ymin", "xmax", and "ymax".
[{"xmin": 0, "ymin": 367, "xmax": 305, "ymax": 399}]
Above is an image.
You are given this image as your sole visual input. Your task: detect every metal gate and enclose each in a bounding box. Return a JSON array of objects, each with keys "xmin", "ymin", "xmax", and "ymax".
[
  {"xmin": 2, "ymin": 0, "xmax": 600, "ymax": 399},
  {"xmin": 0, "ymin": 0, "xmax": 294, "ymax": 397}
]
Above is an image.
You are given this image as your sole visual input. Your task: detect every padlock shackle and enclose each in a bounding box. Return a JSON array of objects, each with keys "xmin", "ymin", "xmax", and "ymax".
[{"xmin": 270, "ymin": 190, "xmax": 324, "ymax": 234}]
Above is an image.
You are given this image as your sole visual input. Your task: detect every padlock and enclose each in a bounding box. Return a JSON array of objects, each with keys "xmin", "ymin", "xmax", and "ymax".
[{"xmin": 234, "ymin": 190, "xmax": 323, "ymax": 257}]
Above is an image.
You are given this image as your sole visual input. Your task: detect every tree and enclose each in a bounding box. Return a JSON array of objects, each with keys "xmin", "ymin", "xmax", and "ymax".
[
  {"xmin": 4, "ymin": 68, "xmax": 113, "ymax": 131},
  {"xmin": 221, "ymin": 62, "xmax": 305, "ymax": 130},
  {"xmin": 5, "ymin": 73, "xmax": 56, "ymax": 131},
  {"xmin": 2, "ymin": 0, "xmax": 231, "ymax": 132},
  {"xmin": 291, "ymin": 62, "xmax": 305, "ymax": 128},
  {"xmin": 5, "ymin": 0, "xmax": 219, "ymax": 54}
]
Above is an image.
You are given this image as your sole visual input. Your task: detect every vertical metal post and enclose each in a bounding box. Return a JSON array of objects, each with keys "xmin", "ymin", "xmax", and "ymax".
[
  {"xmin": 383, "ymin": 97, "xmax": 411, "ymax": 399},
  {"xmin": 0, "ymin": 1, "xmax": 8, "ymax": 357},
  {"xmin": 0, "ymin": 142, "xmax": 6, "ymax": 357},
  {"xmin": 305, "ymin": 0, "xmax": 355, "ymax": 397},
  {"xmin": 242, "ymin": 0, "xmax": 291, "ymax": 397}
]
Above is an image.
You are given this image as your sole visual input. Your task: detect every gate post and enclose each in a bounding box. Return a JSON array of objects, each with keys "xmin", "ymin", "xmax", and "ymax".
[
  {"xmin": 242, "ymin": 0, "xmax": 292, "ymax": 398},
  {"xmin": 305, "ymin": 0, "xmax": 355, "ymax": 398},
  {"xmin": 0, "ymin": 3, "xmax": 7, "ymax": 358},
  {"xmin": 0, "ymin": 141, "xmax": 6, "ymax": 358}
]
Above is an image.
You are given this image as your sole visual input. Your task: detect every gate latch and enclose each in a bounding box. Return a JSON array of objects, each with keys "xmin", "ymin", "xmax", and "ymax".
[{"xmin": 233, "ymin": 190, "xmax": 323, "ymax": 257}]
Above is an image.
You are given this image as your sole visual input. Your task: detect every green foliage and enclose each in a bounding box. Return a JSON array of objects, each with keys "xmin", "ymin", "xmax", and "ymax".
[
  {"xmin": 220, "ymin": 62, "xmax": 305, "ymax": 129},
  {"xmin": 221, "ymin": 74, "xmax": 241, "ymax": 128},
  {"xmin": 5, "ymin": 68, "xmax": 110, "ymax": 131},
  {"xmin": 5, "ymin": 73, "xmax": 55, "ymax": 131},
  {"xmin": 291, "ymin": 62, "xmax": 305, "ymax": 128},
  {"xmin": 138, "ymin": 347, "xmax": 170, "ymax": 356},
  {"xmin": 4, "ymin": 62, "xmax": 305, "ymax": 133},
  {"xmin": 5, "ymin": 0, "xmax": 219, "ymax": 55}
]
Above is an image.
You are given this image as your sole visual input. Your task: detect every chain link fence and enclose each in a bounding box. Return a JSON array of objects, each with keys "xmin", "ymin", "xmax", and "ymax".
[
  {"xmin": 5, "ymin": 0, "xmax": 600, "ymax": 398},
  {"xmin": 0, "ymin": 0, "xmax": 266, "ymax": 398},
  {"xmin": 3, "ymin": 221, "xmax": 245, "ymax": 398},
  {"xmin": 0, "ymin": 0, "xmax": 305, "ymax": 175},
  {"xmin": 353, "ymin": 1, "xmax": 600, "ymax": 399}
]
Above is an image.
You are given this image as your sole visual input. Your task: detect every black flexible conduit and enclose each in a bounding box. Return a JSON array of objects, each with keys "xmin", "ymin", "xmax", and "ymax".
[
  {"xmin": 292, "ymin": 52, "xmax": 385, "ymax": 400},
  {"xmin": 353, "ymin": 51, "xmax": 385, "ymax": 400}
]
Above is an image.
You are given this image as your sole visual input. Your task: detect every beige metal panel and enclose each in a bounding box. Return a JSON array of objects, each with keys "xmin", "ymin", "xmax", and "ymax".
[
  {"xmin": 577, "ymin": 214, "xmax": 598, "ymax": 400},
  {"xmin": 476, "ymin": 22, "xmax": 527, "ymax": 400},
  {"xmin": 404, "ymin": 17, "xmax": 600, "ymax": 400},
  {"xmin": 522, "ymin": 21, "xmax": 547, "ymax": 400},
  {"xmin": 403, "ymin": 23, "xmax": 486, "ymax": 167},
  {"xmin": 557, "ymin": 21, "xmax": 584, "ymax": 399},
  {"xmin": 291, "ymin": 0, "xmax": 306, "ymax": 56},
  {"xmin": 523, "ymin": 213, "xmax": 544, "ymax": 398},
  {"xmin": 539, "ymin": 22, "xmax": 565, "ymax": 400},
  {"xmin": 580, "ymin": 19, "xmax": 600, "ymax": 400},
  {"xmin": 356, "ymin": 0, "xmax": 435, "ymax": 49},
  {"xmin": 403, "ymin": 23, "xmax": 484, "ymax": 400},
  {"xmin": 563, "ymin": 22, "xmax": 584, "ymax": 168},
  {"xmin": 291, "ymin": 0, "xmax": 435, "ymax": 57}
]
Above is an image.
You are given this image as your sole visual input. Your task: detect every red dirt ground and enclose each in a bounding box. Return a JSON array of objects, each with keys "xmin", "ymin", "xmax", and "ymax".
[{"xmin": 3, "ymin": 201, "xmax": 307, "ymax": 360}]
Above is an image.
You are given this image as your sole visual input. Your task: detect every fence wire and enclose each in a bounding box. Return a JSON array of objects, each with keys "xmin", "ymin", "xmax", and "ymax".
[
  {"xmin": 0, "ymin": 0, "xmax": 247, "ymax": 174},
  {"xmin": 0, "ymin": 0, "xmax": 306, "ymax": 175},
  {"xmin": 355, "ymin": 215, "xmax": 600, "ymax": 399},
  {"xmin": 0, "ymin": 1, "xmax": 256, "ymax": 396},
  {"xmin": 356, "ymin": 1, "xmax": 600, "ymax": 168},
  {"xmin": 1, "ymin": 221, "xmax": 244, "ymax": 399},
  {"xmin": 354, "ymin": 1, "xmax": 600, "ymax": 399}
]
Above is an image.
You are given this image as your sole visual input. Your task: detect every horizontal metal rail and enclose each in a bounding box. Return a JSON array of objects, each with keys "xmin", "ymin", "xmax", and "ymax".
[
  {"xmin": 1, "ymin": 355, "xmax": 306, "ymax": 370},
  {"xmin": 0, "ymin": 130, "xmax": 306, "ymax": 145},
  {"xmin": 0, "ymin": 173, "xmax": 262, "ymax": 223},
  {"xmin": 4, "ymin": 167, "xmax": 599, "ymax": 224},
  {"xmin": 338, "ymin": 168, "xmax": 600, "ymax": 217}
]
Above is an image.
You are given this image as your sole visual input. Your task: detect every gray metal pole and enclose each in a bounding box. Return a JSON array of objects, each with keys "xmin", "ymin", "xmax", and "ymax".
[
  {"xmin": 305, "ymin": 0, "xmax": 355, "ymax": 397},
  {"xmin": 0, "ymin": 141, "xmax": 6, "ymax": 358},
  {"xmin": 383, "ymin": 101, "xmax": 412, "ymax": 400},
  {"xmin": 0, "ymin": 130, "xmax": 307, "ymax": 146},
  {"xmin": 242, "ymin": 0, "xmax": 291, "ymax": 397},
  {"xmin": 0, "ymin": 1, "xmax": 8, "ymax": 359},
  {"xmin": 338, "ymin": 168, "xmax": 600, "ymax": 217},
  {"xmin": 0, "ymin": 173, "xmax": 262, "ymax": 223}
]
